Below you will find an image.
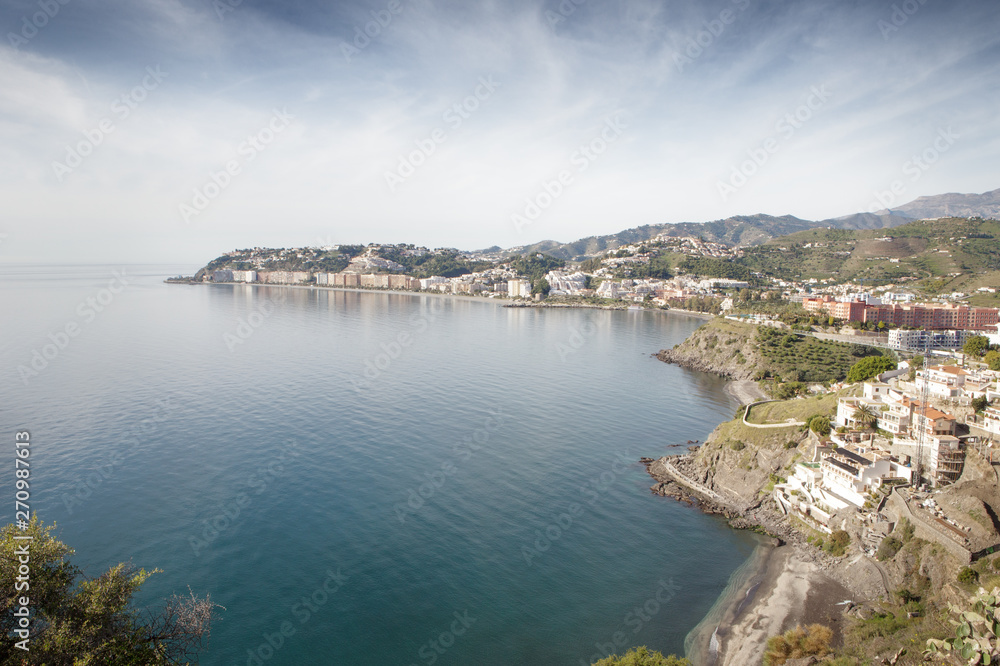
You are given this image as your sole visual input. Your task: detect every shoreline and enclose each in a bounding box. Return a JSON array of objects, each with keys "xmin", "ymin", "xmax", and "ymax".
[
  {"xmin": 650, "ymin": 449, "xmax": 857, "ymax": 666},
  {"xmin": 167, "ymin": 280, "xmax": 717, "ymax": 317}
]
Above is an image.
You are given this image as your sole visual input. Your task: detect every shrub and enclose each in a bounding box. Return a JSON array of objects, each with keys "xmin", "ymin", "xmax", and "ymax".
[
  {"xmin": 592, "ymin": 647, "xmax": 690, "ymax": 666},
  {"xmin": 784, "ymin": 440, "xmax": 798, "ymax": 449},
  {"xmin": 824, "ymin": 530, "xmax": 850, "ymax": 556},
  {"xmin": 876, "ymin": 536, "xmax": 902, "ymax": 561},
  {"xmin": 807, "ymin": 415, "xmax": 831, "ymax": 436},
  {"xmin": 729, "ymin": 440, "xmax": 746, "ymax": 451},
  {"xmin": 957, "ymin": 567, "xmax": 979, "ymax": 584},
  {"xmin": 763, "ymin": 624, "xmax": 833, "ymax": 665},
  {"xmin": 846, "ymin": 356, "xmax": 897, "ymax": 383}
]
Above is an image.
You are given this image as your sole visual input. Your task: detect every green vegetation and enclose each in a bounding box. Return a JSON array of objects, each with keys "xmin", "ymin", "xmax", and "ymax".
[
  {"xmin": 824, "ymin": 530, "xmax": 850, "ymax": 557},
  {"xmin": 986, "ymin": 350, "xmax": 1000, "ymax": 371},
  {"xmin": 876, "ymin": 536, "xmax": 903, "ymax": 561},
  {"xmin": 755, "ymin": 327, "xmax": 883, "ymax": 384},
  {"xmin": 925, "ymin": 586, "xmax": 1000, "ymax": 664},
  {"xmin": 592, "ymin": 647, "xmax": 690, "ymax": 665},
  {"xmin": 378, "ymin": 246, "xmax": 495, "ymax": 278},
  {"xmin": 845, "ymin": 356, "xmax": 898, "ymax": 383},
  {"xmin": 508, "ymin": 253, "xmax": 566, "ymax": 282},
  {"xmin": 963, "ymin": 334, "xmax": 993, "ymax": 358},
  {"xmin": 763, "ymin": 624, "xmax": 833, "ymax": 665},
  {"xmin": 807, "ymin": 414, "xmax": 831, "ymax": 436},
  {"xmin": 0, "ymin": 517, "xmax": 216, "ymax": 664},
  {"xmin": 676, "ymin": 256, "xmax": 759, "ymax": 284},
  {"xmin": 957, "ymin": 567, "xmax": 980, "ymax": 585}
]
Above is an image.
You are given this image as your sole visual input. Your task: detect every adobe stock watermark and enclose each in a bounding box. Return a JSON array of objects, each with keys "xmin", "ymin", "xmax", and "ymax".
[
  {"xmin": 18, "ymin": 269, "xmax": 129, "ymax": 385},
  {"xmin": 61, "ymin": 397, "xmax": 178, "ymax": 515},
  {"xmin": 179, "ymin": 108, "xmax": 294, "ymax": 224},
  {"xmin": 673, "ymin": 0, "xmax": 751, "ymax": 72},
  {"xmin": 243, "ymin": 565, "xmax": 349, "ymax": 666},
  {"xmin": 545, "ymin": 0, "xmax": 587, "ymax": 27},
  {"xmin": 877, "ymin": 0, "xmax": 929, "ymax": 40},
  {"xmin": 51, "ymin": 66, "xmax": 167, "ymax": 182},
  {"xmin": 384, "ymin": 76, "xmax": 501, "ymax": 192},
  {"xmin": 578, "ymin": 579, "xmax": 680, "ymax": 666},
  {"xmin": 188, "ymin": 443, "xmax": 301, "ymax": 557},
  {"xmin": 511, "ymin": 114, "xmax": 627, "ymax": 233},
  {"xmin": 556, "ymin": 317, "xmax": 599, "ymax": 361},
  {"xmin": 223, "ymin": 291, "xmax": 286, "ymax": 352},
  {"xmin": 716, "ymin": 84, "xmax": 832, "ymax": 202},
  {"xmin": 213, "ymin": 0, "xmax": 243, "ymax": 20},
  {"xmin": 346, "ymin": 298, "xmax": 443, "ymax": 392},
  {"xmin": 521, "ymin": 449, "xmax": 634, "ymax": 567},
  {"xmin": 394, "ymin": 408, "xmax": 505, "ymax": 524},
  {"xmin": 407, "ymin": 610, "xmax": 477, "ymax": 666},
  {"xmin": 7, "ymin": 0, "xmax": 71, "ymax": 49},
  {"xmin": 341, "ymin": 0, "xmax": 408, "ymax": 62},
  {"xmin": 866, "ymin": 127, "xmax": 959, "ymax": 213}
]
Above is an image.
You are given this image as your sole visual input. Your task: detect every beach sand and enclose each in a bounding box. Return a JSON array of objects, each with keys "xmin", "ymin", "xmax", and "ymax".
[
  {"xmin": 724, "ymin": 379, "xmax": 768, "ymax": 405},
  {"xmin": 686, "ymin": 543, "xmax": 852, "ymax": 666}
]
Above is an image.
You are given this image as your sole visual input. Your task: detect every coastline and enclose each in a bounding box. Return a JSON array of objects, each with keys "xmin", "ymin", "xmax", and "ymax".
[{"xmin": 168, "ymin": 280, "xmax": 716, "ymax": 317}]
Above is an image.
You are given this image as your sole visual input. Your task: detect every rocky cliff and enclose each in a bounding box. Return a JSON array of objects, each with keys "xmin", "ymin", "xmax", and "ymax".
[{"xmin": 656, "ymin": 317, "xmax": 763, "ymax": 381}]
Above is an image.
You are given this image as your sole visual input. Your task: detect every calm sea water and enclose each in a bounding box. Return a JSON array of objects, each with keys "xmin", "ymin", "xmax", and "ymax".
[{"xmin": 0, "ymin": 265, "xmax": 759, "ymax": 666}]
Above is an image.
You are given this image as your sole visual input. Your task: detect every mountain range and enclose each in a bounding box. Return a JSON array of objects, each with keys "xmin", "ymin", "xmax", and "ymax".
[{"xmin": 500, "ymin": 187, "xmax": 1000, "ymax": 260}]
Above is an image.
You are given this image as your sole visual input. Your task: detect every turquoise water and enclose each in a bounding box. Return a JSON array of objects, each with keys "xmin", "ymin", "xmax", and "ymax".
[{"xmin": 0, "ymin": 266, "xmax": 759, "ymax": 665}]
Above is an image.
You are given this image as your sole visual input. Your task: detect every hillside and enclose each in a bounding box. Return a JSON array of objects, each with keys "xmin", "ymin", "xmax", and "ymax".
[
  {"xmin": 508, "ymin": 187, "xmax": 1000, "ymax": 260},
  {"xmin": 877, "ymin": 186, "xmax": 1000, "ymax": 220},
  {"xmin": 734, "ymin": 217, "xmax": 1000, "ymax": 292},
  {"xmin": 514, "ymin": 214, "xmax": 864, "ymax": 261}
]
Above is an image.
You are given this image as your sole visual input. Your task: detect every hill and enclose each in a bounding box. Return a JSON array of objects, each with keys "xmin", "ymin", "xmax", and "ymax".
[
  {"xmin": 732, "ymin": 217, "xmax": 1000, "ymax": 295},
  {"xmin": 876, "ymin": 186, "xmax": 1000, "ymax": 220},
  {"xmin": 506, "ymin": 187, "xmax": 1000, "ymax": 260}
]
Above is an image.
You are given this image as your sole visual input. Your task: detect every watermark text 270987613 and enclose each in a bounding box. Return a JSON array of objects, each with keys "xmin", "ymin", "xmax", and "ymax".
[{"xmin": 13, "ymin": 430, "xmax": 33, "ymax": 652}]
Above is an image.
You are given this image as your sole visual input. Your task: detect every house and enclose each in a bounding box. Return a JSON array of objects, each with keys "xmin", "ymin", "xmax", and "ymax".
[
  {"xmin": 915, "ymin": 365, "xmax": 970, "ymax": 398},
  {"xmin": 835, "ymin": 396, "xmax": 883, "ymax": 429}
]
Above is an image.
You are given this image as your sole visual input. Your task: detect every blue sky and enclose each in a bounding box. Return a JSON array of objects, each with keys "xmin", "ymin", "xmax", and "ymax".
[{"xmin": 1, "ymin": 0, "xmax": 999, "ymax": 263}]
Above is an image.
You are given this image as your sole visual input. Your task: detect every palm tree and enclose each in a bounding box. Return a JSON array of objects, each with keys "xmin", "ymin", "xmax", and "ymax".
[{"xmin": 853, "ymin": 403, "xmax": 878, "ymax": 431}]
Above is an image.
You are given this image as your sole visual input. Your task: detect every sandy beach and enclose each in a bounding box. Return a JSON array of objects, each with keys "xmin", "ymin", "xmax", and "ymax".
[
  {"xmin": 724, "ymin": 379, "xmax": 768, "ymax": 405},
  {"xmin": 686, "ymin": 542, "xmax": 852, "ymax": 666}
]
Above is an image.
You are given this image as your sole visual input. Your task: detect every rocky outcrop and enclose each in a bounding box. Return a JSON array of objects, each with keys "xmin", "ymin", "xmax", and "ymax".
[{"xmin": 656, "ymin": 318, "xmax": 763, "ymax": 381}]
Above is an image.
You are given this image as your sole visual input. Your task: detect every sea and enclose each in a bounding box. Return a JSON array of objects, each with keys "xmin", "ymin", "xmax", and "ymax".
[{"xmin": 0, "ymin": 265, "xmax": 761, "ymax": 666}]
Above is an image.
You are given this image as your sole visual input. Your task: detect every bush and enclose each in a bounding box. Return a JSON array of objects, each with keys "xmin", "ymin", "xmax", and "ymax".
[
  {"xmin": 898, "ymin": 518, "xmax": 915, "ymax": 543},
  {"xmin": 846, "ymin": 356, "xmax": 898, "ymax": 383},
  {"xmin": 876, "ymin": 536, "xmax": 902, "ymax": 561},
  {"xmin": 957, "ymin": 567, "xmax": 979, "ymax": 584},
  {"xmin": 807, "ymin": 415, "xmax": 831, "ymax": 436},
  {"xmin": 729, "ymin": 440, "xmax": 746, "ymax": 451},
  {"xmin": 785, "ymin": 440, "xmax": 798, "ymax": 449},
  {"xmin": 824, "ymin": 530, "xmax": 850, "ymax": 556},
  {"xmin": 592, "ymin": 647, "xmax": 690, "ymax": 665},
  {"xmin": 763, "ymin": 624, "xmax": 833, "ymax": 665}
]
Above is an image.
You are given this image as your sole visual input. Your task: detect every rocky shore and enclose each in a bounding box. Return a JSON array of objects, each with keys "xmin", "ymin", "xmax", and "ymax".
[{"xmin": 643, "ymin": 453, "xmax": 881, "ymax": 665}]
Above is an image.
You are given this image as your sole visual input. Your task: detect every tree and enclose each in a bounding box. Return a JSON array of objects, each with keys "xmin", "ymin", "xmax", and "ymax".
[
  {"xmin": 592, "ymin": 647, "xmax": 690, "ymax": 666},
  {"xmin": 986, "ymin": 350, "xmax": 1000, "ymax": 371},
  {"xmin": 0, "ymin": 517, "xmax": 217, "ymax": 664},
  {"xmin": 852, "ymin": 403, "xmax": 879, "ymax": 431},
  {"xmin": 972, "ymin": 396, "xmax": 989, "ymax": 413},
  {"xmin": 846, "ymin": 356, "xmax": 897, "ymax": 383},
  {"xmin": 808, "ymin": 415, "xmax": 831, "ymax": 436},
  {"xmin": 531, "ymin": 277, "xmax": 550, "ymax": 296},
  {"xmin": 908, "ymin": 354, "xmax": 924, "ymax": 381},
  {"xmin": 963, "ymin": 334, "xmax": 991, "ymax": 358}
]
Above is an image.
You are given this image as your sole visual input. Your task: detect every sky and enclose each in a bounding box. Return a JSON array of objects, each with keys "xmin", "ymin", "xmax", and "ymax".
[{"xmin": 1, "ymin": 0, "xmax": 999, "ymax": 264}]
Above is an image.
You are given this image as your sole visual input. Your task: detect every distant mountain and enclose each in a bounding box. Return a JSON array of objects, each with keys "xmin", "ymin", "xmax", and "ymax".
[
  {"xmin": 506, "ymin": 187, "xmax": 999, "ymax": 260},
  {"xmin": 875, "ymin": 187, "xmax": 1000, "ymax": 220}
]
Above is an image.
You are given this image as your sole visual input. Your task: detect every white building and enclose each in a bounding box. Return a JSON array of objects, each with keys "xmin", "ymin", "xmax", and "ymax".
[
  {"xmin": 231, "ymin": 270, "xmax": 257, "ymax": 283},
  {"xmin": 888, "ymin": 329, "xmax": 972, "ymax": 351},
  {"xmin": 508, "ymin": 279, "xmax": 532, "ymax": 298}
]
